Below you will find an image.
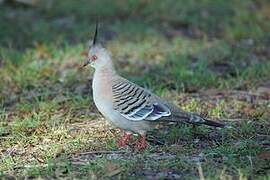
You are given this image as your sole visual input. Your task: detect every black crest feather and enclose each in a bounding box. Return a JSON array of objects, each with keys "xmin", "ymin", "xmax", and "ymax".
[{"xmin": 93, "ymin": 20, "xmax": 98, "ymax": 45}]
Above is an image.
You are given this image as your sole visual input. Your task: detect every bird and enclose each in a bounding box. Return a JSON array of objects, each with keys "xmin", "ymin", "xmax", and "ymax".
[{"xmin": 82, "ymin": 22, "xmax": 225, "ymax": 150}]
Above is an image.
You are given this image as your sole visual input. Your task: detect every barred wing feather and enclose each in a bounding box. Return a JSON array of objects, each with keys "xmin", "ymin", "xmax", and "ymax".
[{"xmin": 112, "ymin": 79, "xmax": 171, "ymax": 121}]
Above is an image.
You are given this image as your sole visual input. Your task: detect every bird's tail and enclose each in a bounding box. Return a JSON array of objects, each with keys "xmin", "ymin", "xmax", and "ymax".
[{"xmin": 171, "ymin": 112, "xmax": 225, "ymax": 128}]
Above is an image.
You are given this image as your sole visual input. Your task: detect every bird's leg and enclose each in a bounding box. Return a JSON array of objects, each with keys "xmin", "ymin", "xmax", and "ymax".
[
  {"xmin": 118, "ymin": 132, "xmax": 132, "ymax": 147},
  {"xmin": 135, "ymin": 133, "xmax": 147, "ymax": 151}
]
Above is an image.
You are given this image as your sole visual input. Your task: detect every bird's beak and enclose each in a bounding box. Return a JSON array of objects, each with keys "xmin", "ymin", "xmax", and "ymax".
[{"xmin": 82, "ymin": 58, "xmax": 90, "ymax": 67}]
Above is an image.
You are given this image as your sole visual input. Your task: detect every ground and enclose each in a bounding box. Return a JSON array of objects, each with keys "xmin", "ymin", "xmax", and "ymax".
[{"xmin": 0, "ymin": 0, "xmax": 270, "ymax": 179}]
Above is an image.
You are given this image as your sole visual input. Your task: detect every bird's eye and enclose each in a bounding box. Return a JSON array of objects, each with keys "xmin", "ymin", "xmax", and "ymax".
[{"xmin": 92, "ymin": 55, "xmax": 98, "ymax": 61}]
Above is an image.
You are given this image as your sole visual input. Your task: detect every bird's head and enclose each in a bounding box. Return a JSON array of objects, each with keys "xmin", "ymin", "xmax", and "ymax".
[{"xmin": 83, "ymin": 22, "xmax": 112, "ymax": 69}]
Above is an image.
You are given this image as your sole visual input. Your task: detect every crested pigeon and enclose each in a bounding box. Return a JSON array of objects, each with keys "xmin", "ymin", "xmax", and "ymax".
[{"xmin": 82, "ymin": 23, "xmax": 225, "ymax": 150}]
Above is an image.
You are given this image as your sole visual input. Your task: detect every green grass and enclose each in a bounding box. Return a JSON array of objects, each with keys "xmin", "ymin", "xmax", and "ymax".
[{"xmin": 0, "ymin": 0, "xmax": 270, "ymax": 179}]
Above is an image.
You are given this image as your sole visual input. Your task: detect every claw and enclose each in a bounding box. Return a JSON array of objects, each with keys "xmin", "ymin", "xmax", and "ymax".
[
  {"xmin": 118, "ymin": 132, "xmax": 132, "ymax": 147},
  {"xmin": 135, "ymin": 134, "xmax": 147, "ymax": 151}
]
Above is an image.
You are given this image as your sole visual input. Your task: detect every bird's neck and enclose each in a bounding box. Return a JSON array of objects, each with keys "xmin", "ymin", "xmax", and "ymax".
[
  {"xmin": 94, "ymin": 62, "xmax": 116, "ymax": 76},
  {"xmin": 92, "ymin": 62, "xmax": 116, "ymax": 94}
]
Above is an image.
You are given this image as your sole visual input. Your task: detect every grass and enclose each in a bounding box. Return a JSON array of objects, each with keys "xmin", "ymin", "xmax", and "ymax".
[{"xmin": 0, "ymin": 0, "xmax": 270, "ymax": 179}]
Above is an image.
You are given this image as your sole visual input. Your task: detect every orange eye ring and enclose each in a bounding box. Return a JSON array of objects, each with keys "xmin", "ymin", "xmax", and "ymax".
[{"xmin": 92, "ymin": 55, "xmax": 98, "ymax": 61}]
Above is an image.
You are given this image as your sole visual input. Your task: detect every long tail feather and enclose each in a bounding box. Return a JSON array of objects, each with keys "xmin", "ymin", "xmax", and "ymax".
[
  {"xmin": 200, "ymin": 118, "xmax": 225, "ymax": 128},
  {"xmin": 172, "ymin": 112, "xmax": 225, "ymax": 128}
]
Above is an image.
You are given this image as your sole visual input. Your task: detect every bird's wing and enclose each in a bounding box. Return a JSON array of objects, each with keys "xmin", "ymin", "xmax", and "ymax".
[{"xmin": 112, "ymin": 78, "xmax": 171, "ymax": 121}]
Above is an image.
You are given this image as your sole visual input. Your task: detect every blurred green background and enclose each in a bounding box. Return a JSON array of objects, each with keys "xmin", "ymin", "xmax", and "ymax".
[{"xmin": 0, "ymin": 0, "xmax": 269, "ymax": 179}]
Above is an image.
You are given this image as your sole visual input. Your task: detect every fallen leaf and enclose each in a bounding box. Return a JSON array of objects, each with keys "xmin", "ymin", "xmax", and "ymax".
[
  {"xmin": 81, "ymin": 51, "xmax": 88, "ymax": 57},
  {"xmin": 256, "ymin": 87, "xmax": 270, "ymax": 98},
  {"xmin": 257, "ymin": 152, "xmax": 270, "ymax": 160},
  {"xmin": 104, "ymin": 162, "xmax": 122, "ymax": 177}
]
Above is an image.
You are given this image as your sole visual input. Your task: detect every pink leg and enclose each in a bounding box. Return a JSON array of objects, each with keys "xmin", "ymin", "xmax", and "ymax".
[
  {"xmin": 135, "ymin": 134, "xmax": 147, "ymax": 151},
  {"xmin": 118, "ymin": 132, "xmax": 132, "ymax": 147}
]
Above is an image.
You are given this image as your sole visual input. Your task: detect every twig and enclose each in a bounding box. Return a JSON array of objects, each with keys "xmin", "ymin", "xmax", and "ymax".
[
  {"xmin": 197, "ymin": 163, "xmax": 205, "ymax": 180},
  {"xmin": 248, "ymin": 156, "xmax": 253, "ymax": 171},
  {"xmin": 75, "ymin": 150, "xmax": 127, "ymax": 156}
]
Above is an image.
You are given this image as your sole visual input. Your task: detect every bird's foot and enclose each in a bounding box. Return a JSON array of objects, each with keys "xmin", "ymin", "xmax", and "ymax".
[
  {"xmin": 118, "ymin": 132, "xmax": 132, "ymax": 147},
  {"xmin": 135, "ymin": 134, "xmax": 147, "ymax": 151}
]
